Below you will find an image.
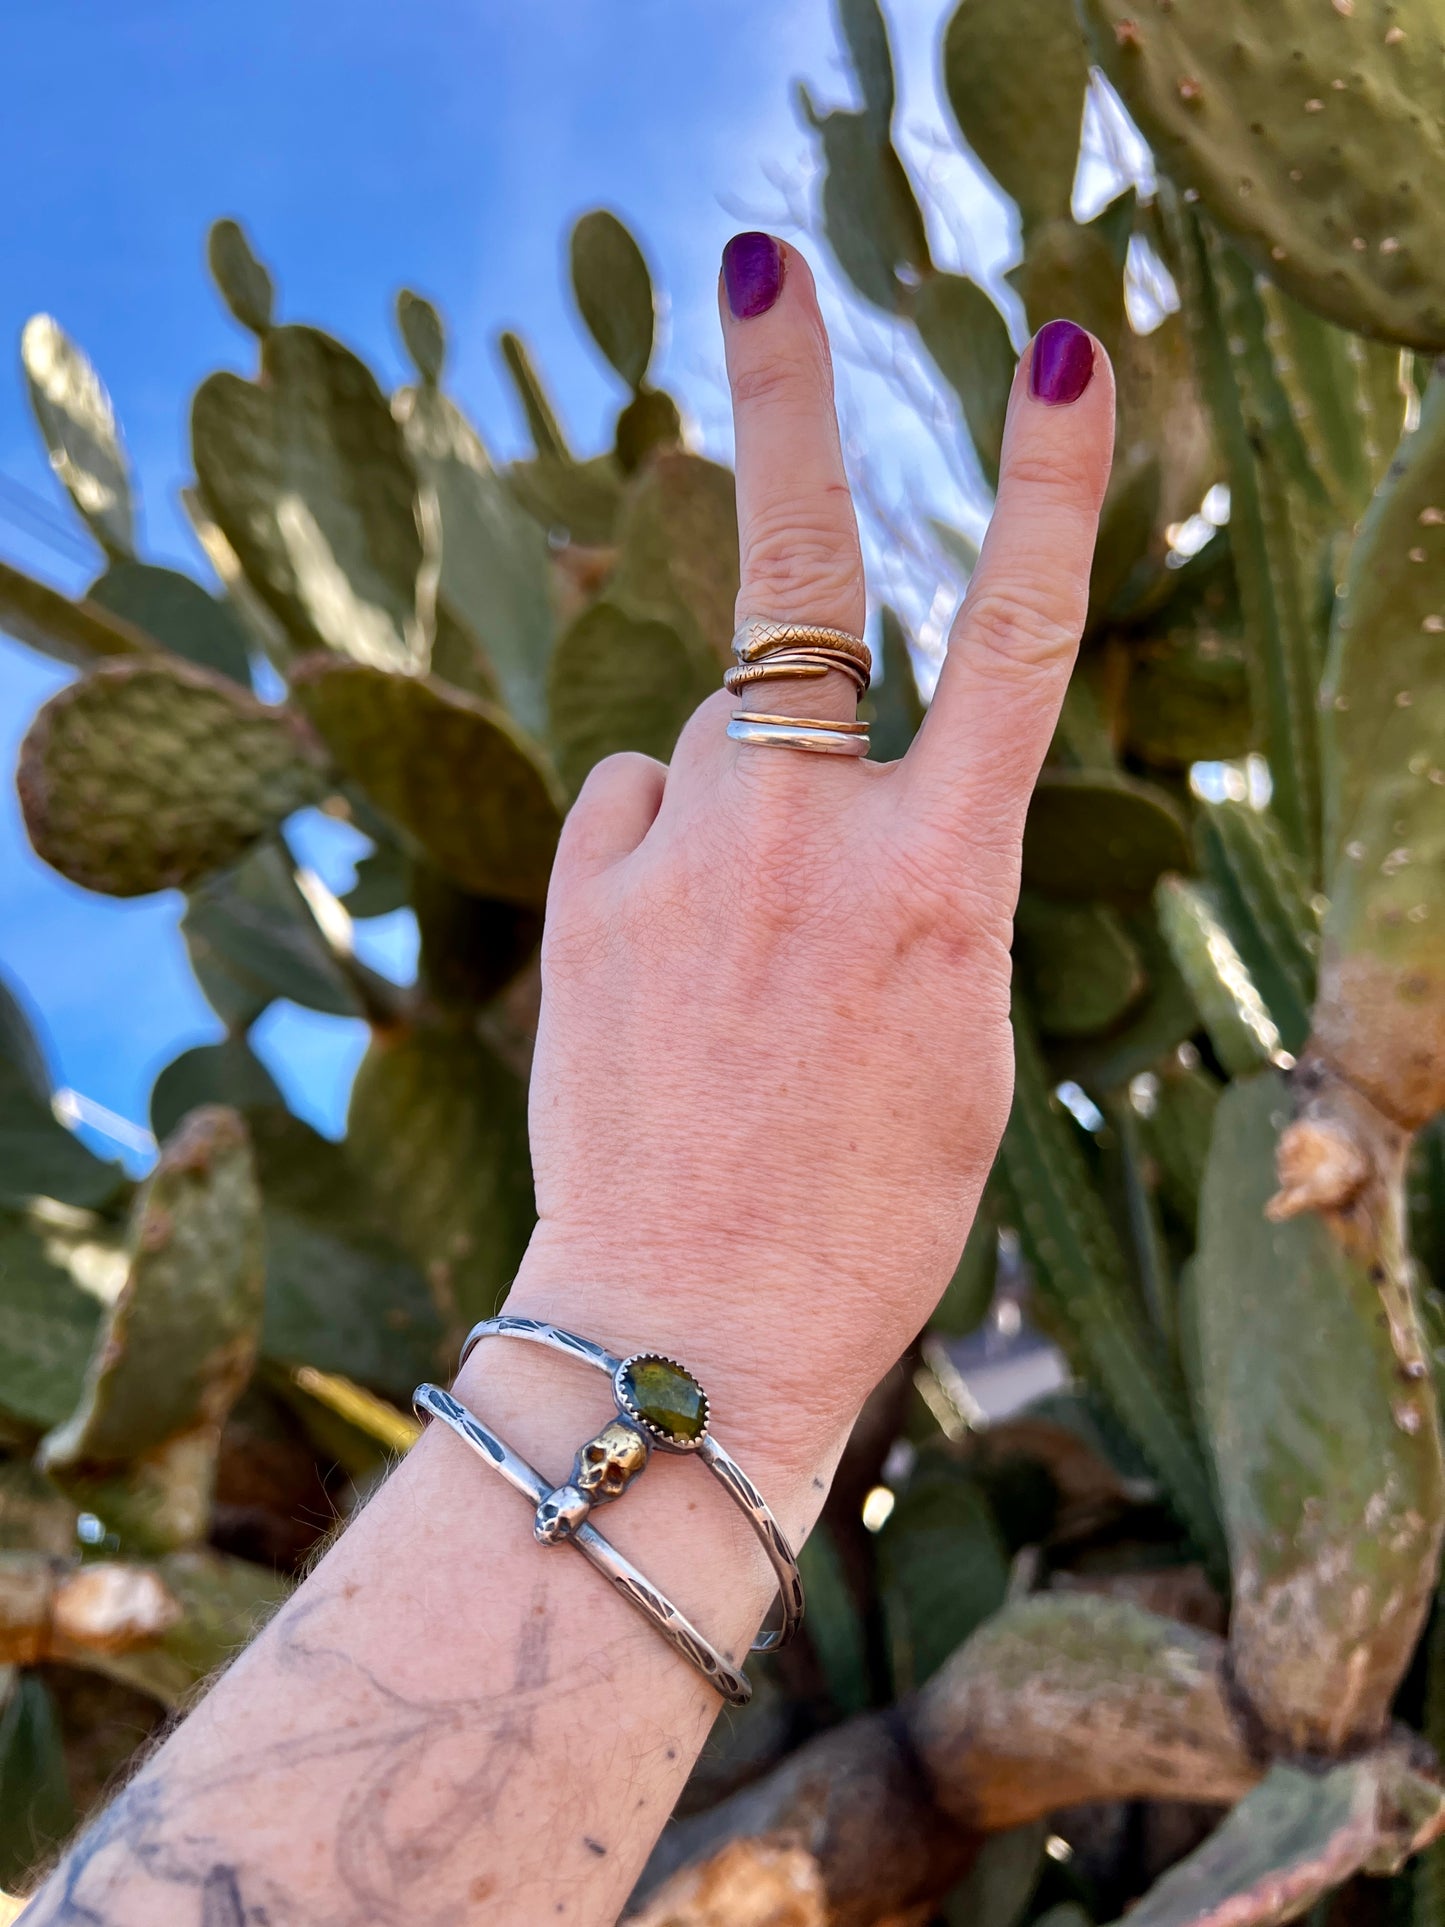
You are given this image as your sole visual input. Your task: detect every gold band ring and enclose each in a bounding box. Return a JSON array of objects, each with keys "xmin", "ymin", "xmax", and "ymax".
[
  {"xmin": 732, "ymin": 618, "xmax": 872, "ymax": 673},
  {"xmin": 723, "ymin": 650, "xmax": 870, "ymax": 696}
]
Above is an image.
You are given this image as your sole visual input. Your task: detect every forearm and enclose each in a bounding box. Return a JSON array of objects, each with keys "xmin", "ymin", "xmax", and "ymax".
[{"xmin": 22, "ymin": 1240, "xmax": 858, "ymax": 1927}]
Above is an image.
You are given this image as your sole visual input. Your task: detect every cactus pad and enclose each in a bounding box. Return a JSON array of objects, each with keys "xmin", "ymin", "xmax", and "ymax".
[
  {"xmin": 913, "ymin": 1593, "xmax": 1257, "ymax": 1832},
  {"xmin": 1155, "ymin": 876, "xmax": 1279, "ymax": 1078},
  {"xmin": 182, "ymin": 842, "xmax": 361, "ymax": 1030},
  {"xmin": 345, "ymin": 1017, "xmax": 534, "ymax": 1334},
  {"xmin": 0, "ymin": 977, "xmax": 124, "ymax": 1211},
  {"xmin": 393, "ymin": 379, "xmax": 554, "ymax": 736},
  {"xmin": 1195, "ymin": 801, "xmax": 1318, "ymax": 1057},
  {"xmin": 548, "ymin": 601, "xmax": 714, "ymax": 797},
  {"xmin": 909, "ymin": 272, "xmax": 1017, "ymax": 490},
  {"xmin": 1014, "ymin": 896, "xmax": 1146, "ymax": 1040},
  {"xmin": 1001, "ymin": 1002, "xmax": 1222, "ymax": 1564},
  {"xmin": 395, "ymin": 288, "xmax": 445, "ymax": 385},
  {"xmin": 1021, "ymin": 772, "xmax": 1191, "ymax": 905},
  {"xmin": 21, "ymin": 314, "xmax": 134, "ymax": 559},
  {"xmin": 206, "ymin": 219, "xmax": 275, "ymax": 338},
  {"xmin": 192, "ymin": 323, "xmax": 433, "ymax": 671},
  {"xmin": 610, "ymin": 449, "xmax": 740, "ymax": 664},
  {"xmin": 1194, "ymin": 1073, "xmax": 1445, "ymax": 1753},
  {"xmin": 39, "ymin": 1106, "xmax": 266, "ymax": 1552},
  {"xmin": 291, "ymin": 658, "xmax": 562, "ymax": 907},
  {"xmin": 248, "ymin": 1108, "xmax": 442, "ymax": 1403},
  {"xmin": 18, "ymin": 659, "xmax": 330, "ymax": 898},
  {"xmin": 0, "ymin": 1215, "xmax": 106, "ymax": 1432},
  {"xmin": 86, "ymin": 559, "xmax": 252, "ymax": 686},
  {"xmin": 941, "ymin": 0, "xmax": 1089, "ymax": 232},
  {"xmin": 570, "ymin": 210, "xmax": 656, "ymax": 392},
  {"xmin": 1081, "ymin": 0, "xmax": 1445, "ymax": 350},
  {"xmin": 1113, "ymin": 1755, "xmax": 1445, "ymax": 1927},
  {"xmin": 1316, "ymin": 374, "xmax": 1445, "ymax": 1126},
  {"xmin": 0, "ymin": 556, "xmax": 153, "ymax": 670}
]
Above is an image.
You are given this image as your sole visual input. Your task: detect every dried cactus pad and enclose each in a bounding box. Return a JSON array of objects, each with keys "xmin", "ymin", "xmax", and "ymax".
[
  {"xmin": 1080, "ymin": 0, "xmax": 1445, "ymax": 349},
  {"xmin": 1195, "ymin": 1074, "xmax": 1445, "ymax": 1754},
  {"xmin": 1112, "ymin": 1753, "xmax": 1445, "ymax": 1927},
  {"xmin": 18, "ymin": 659, "xmax": 331, "ymax": 898}
]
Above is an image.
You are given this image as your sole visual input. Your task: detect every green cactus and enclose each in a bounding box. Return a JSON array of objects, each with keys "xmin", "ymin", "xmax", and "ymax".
[
  {"xmin": 38, "ymin": 1107, "xmax": 265, "ymax": 1554},
  {"xmin": 1115, "ymin": 1756, "xmax": 1445, "ymax": 1927},
  {"xmin": 392, "ymin": 306, "xmax": 554, "ymax": 734},
  {"xmin": 570, "ymin": 209, "xmax": 657, "ymax": 393},
  {"xmin": 1020, "ymin": 771, "xmax": 1192, "ymax": 905},
  {"xmin": 17, "ymin": 658, "xmax": 331, "ymax": 898},
  {"xmin": 941, "ymin": 0, "xmax": 1088, "ymax": 235},
  {"xmin": 0, "ymin": 1672, "xmax": 74, "ymax": 1890},
  {"xmin": 1154, "ymin": 875, "xmax": 1280, "ymax": 1078},
  {"xmin": 290, "ymin": 657, "xmax": 562, "ymax": 905},
  {"xmin": 192, "ymin": 280, "xmax": 436, "ymax": 672},
  {"xmin": 85, "ymin": 559, "xmax": 252, "ymax": 685},
  {"xmin": 1078, "ymin": 0, "xmax": 1445, "ymax": 351},
  {"xmin": 21, "ymin": 315, "xmax": 135, "ymax": 560},
  {"xmin": 0, "ymin": 977, "xmax": 123, "ymax": 1213},
  {"xmin": 207, "ymin": 217, "xmax": 276, "ymax": 338},
  {"xmin": 1315, "ymin": 371, "xmax": 1445, "ymax": 1132},
  {"xmin": 345, "ymin": 1014, "xmax": 534, "ymax": 1335},
  {"xmin": 3, "ymin": 0, "xmax": 1445, "ymax": 1907}
]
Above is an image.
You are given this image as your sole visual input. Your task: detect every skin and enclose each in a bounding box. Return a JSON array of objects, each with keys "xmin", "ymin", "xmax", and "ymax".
[{"xmin": 20, "ymin": 243, "xmax": 1113, "ymax": 1926}]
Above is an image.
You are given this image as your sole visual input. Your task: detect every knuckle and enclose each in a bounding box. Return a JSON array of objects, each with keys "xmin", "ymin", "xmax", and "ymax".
[
  {"xmin": 739, "ymin": 502, "xmax": 863, "ymax": 622},
  {"xmin": 999, "ymin": 443, "xmax": 1096, "ymax": 500},
  {"xmin": 959, "ymin": 584, "xmax": 1083, "ymax": 678},
  {"xmin": 730, "ymin": 351, "xmax": 829, "ymax": 413}
]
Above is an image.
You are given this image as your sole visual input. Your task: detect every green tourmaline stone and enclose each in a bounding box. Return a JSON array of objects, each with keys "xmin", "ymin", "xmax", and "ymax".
[{"xmin": 621, "ymin": 1357, "xmax": 707, "ymax": 1442}]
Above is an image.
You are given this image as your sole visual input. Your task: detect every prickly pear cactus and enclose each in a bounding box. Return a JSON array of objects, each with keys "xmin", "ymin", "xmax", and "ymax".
[{"xmin": 2, "ymin": 4, "xmax": 1445, "ymax": 1914}]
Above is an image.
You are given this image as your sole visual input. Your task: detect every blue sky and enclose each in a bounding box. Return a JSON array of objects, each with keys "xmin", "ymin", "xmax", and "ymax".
[{"xmin": 0, "ymin": 0, "xmax": 1016, "ymax": 1160}]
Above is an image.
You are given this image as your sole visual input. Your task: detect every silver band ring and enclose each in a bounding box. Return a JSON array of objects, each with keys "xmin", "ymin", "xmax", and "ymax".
[
  {"xmin": 456, "ymin": 1316, "xmax": 804, "ymax": 1652},
  {"xmin": 727, "ymin": 716, "xmax": 869, "ymax": 757},
  {"xmin": 414, "ymin": 1383, "xmax": 752, "ymax": 1705}
]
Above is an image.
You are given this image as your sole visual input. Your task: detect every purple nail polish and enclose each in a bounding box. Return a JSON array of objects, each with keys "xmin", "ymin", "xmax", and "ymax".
[
  {"xmin": 723, "ymin": 232, "xmax": 784, "ymax": 319},
  {"xmin": 1030, "ymin": 319, "xmax": 1095, "ymax": 405}
]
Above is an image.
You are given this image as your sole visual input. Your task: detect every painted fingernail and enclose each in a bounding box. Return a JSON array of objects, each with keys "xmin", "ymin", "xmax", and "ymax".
[
  {"xmin": 723, "ymin": 232, "xmax": 784, "ymax": 320},
  {"xmin": 1029, "ymin": 319, "xmax": 1095, "ymax": 405}
]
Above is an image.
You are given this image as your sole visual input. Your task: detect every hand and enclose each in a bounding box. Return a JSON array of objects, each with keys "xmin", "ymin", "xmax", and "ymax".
[{"xmin": 505, "ymin": 234, "xmax": 1115, "ymax": 1480}]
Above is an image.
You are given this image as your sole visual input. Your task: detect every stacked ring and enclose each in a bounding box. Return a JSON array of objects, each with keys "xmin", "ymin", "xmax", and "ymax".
[{"xmin": 724, "ymin": 617, "xmax": 874, "ymax": 757}]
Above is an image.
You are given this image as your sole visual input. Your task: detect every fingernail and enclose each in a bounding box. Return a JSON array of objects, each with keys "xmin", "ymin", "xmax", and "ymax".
[
  {"xmin": 1029, "ymin": 319, "xmax": 1094, "ymax": 405},
  {"xmin": 723, "ymin": 232, "xmax": 784, "ymax": 320}
]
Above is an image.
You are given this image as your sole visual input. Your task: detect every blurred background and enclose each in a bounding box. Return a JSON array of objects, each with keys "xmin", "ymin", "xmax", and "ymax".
[{"xmin": 0, "ymin": 0, "xmax": 1037, "ymax": 1164}]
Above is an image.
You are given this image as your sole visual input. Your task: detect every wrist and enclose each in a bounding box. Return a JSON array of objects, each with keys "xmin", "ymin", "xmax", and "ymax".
[{"xmin": 489, "ymin": 1218, "xmax": 867, "ymax": 1496}]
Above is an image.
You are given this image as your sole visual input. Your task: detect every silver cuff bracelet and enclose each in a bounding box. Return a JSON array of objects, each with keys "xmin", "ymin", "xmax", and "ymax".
[{"xmin": 412, "ymin": 1315, "xmax": 805, "ymax": 1706}]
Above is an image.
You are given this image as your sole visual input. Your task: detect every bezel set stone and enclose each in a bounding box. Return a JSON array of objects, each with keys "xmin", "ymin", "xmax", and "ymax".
[{"xmin": 613, "ymin": 1351, "xmax": 711, "ymax": 1451}]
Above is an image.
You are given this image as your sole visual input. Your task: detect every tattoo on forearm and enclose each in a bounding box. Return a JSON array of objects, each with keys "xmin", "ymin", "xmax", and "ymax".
[{"xmin": 23, "ymin": 1585, "xmax": 556, "ymax": 1927}]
